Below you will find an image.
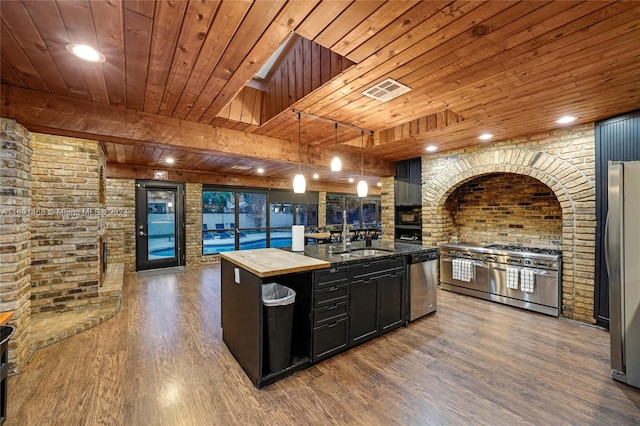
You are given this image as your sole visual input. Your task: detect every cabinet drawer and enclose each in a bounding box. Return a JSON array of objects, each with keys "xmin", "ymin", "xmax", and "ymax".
[
  {"xmin": 314, "ymin": 284, "xmax": 349, "ymax": 308},
  {"xmin": 313, "ymin": 318, "xmax": 349, "ymax": 361},
  {"xmin": 313, "ymin": 300, "xmax": 349, "ymax": 326},
  {"xmin": 314, "ymin": 266, "xmax": 349, "ymax": 289},
  {"xmin": 350, "ymin": 256, "xmax": 405, "ymax": 279}
]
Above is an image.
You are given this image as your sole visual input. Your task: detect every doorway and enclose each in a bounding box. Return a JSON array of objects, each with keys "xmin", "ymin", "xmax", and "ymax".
[{"xmin": 135, "ymin": 180, "xmax": 185, "ymax": 271}]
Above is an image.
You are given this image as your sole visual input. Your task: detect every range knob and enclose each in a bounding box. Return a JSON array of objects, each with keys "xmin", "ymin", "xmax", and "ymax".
[{"xmin": 524, "ymin": 260, "xmax": 531, "ymax": 265}]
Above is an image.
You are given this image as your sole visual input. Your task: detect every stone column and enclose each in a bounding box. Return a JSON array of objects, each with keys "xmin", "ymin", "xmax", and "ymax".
[
  {"xmin": 0, "ymin": 118, "xmax": 33, "ymax": 373},
  {"xmin": 318, "ymin": 192, "xmax": 327, "ymax": 227},
  {"xmin": 380, "ymin": 176, "xmax": 395, "ymax": 243}
]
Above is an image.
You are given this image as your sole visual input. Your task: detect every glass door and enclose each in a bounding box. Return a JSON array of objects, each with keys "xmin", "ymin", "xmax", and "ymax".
[
  {"xmin": 237, "ymin": 191, "xmax": 268, "ymax": 250},
  {"xmin": 136, "ymin": 181, "xmax": 185, "ymax": 271}
]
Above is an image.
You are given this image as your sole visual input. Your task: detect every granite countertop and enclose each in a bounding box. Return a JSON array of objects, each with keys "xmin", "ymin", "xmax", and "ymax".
[
  {"xmin": 294, "ymin": 240, "xmax": 438, "ymax": 266},
  {"xmin": 221, "ymin": 242, "xmax": 438, "ymax": 276}
]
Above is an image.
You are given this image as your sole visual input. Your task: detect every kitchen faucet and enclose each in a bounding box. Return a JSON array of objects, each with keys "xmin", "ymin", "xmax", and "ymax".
[{"xmin": 342, "ymin": 210, "xmax": 351, "ymax": 252}]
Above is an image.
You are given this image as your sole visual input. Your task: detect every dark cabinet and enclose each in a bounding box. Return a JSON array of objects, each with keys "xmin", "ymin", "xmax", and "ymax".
[
  {"xmin": 594, "ymin": 110, "xmax": 640, "ymax": 327},
  {"xmin": 395, "ymin": 158, "xmax": 422, "ymax": 242},
  {"xmin": 349, "ymin": 278, "xmax": 379, "ymax": 346},
  {"xmin": 378, "ymin": 271, "xmax": 405, "ymax": 332},
  {"xmin": 221, "ymin": 259, "xmax": 314, "ymax": 388},
  {"xmin": 394, "ymin": 181, "xmax": 421, "ymax": 206},
  {"xmin": 349, "ymin": 257, "xmax": 406, "ymax": 347},
  {"xmin": 312, "ymin": 266, "xmax": 350, "ymax": 361},
  {"xmin": 395, "ymin": 158, "xmax": 422, "ymax": 206}
]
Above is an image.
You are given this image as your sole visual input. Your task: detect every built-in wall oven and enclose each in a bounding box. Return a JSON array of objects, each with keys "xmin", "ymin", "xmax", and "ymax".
[{"xmin": 440, "ymin": 242, "xmax": 562, "ymax": 316}]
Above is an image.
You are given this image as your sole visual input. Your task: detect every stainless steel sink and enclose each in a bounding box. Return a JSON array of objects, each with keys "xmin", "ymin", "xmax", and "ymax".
[
  {"xmin": 349, "ymin": 248, "xmax": 393, "ymax": 256},
  {"xmin": 339, "ymin": 253, "xmax": 360, "ymax": 258}
]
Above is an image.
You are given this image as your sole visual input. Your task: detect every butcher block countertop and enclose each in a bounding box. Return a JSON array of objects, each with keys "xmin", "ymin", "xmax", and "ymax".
[
  {"xmin": 220, "ymin": 248, "xmax": 330, "ymax": 278},
  {"xmin": 0, "ymin": 312, "xmax": 13, "ymax": 325}
]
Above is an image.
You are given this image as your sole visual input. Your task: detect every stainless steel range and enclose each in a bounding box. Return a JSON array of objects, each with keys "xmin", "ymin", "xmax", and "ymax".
[{"xmin": 439, "ymin": 242, "xmax": 562, "ymax": 316}]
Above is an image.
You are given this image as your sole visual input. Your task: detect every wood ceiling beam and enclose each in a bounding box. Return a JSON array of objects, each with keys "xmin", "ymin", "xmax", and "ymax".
[
  {"xmin": 106, "ymin": 163, "xmax": 380, "ymax": 195},
  {"xmin": 0, "ymin": 85, "xmax": 395, "ymax": 176}
]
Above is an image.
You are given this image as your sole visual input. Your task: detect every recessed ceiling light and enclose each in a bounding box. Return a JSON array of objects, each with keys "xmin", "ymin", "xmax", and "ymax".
[
  {"xmin": 557, "ymin": 116, "xmax": 577, "ymax": 124},
  {"xmin": 257, "ymin": 168, "xmax": 264, "ymax": 174},
  {"xmin": 66, "ymin": 44, "xmax": 106, "ymax": 63},
  {"xmin": 377, "ymin": 182, "xmax": 382, "ymax": 187},
  {"xmin": 348, "ymin": 178, "xmax": 354, "ymax": 183},
  {"xmin": 312, "ymin": 173, "xmax": 319, "ymax": 179},
  {"xmin": 479, "ymin": 133, "xmax": 493, "ymax": 141},
  {"xmin": 165, "ymin": 158, "xmax": 174, "ymax": 164},
  {"xmin": 426, "ymin": 145, "xmax": 437, "ymax": 152}
]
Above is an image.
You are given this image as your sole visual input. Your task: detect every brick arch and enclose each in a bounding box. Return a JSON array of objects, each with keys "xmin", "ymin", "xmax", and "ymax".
[{"xmin": 422, "ymin": 147, "xmax": 595, "ymax": 320}]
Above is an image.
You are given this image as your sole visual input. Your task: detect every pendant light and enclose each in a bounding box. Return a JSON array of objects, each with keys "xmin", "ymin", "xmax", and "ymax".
[
  {"xmin": 330, "ymin": 122, "xmax": 342, "ymax": 171},
  {"xmin": 357, "ymin": 131, "xmax": 368, "ymax": 197},
  {"xmin": 293, "ymin": 113, "xmax": 306, "ymax": 193}
]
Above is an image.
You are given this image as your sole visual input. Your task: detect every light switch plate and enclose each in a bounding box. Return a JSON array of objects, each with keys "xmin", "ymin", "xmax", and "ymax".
[{"xmin": 234, "ymin": 268, "xmax": 240, "ymax": 284}]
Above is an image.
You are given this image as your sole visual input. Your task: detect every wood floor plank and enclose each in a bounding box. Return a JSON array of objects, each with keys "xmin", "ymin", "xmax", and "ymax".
[{"xmin": 7, "ymin": 264, "xmax": 640, "ymax": 425}]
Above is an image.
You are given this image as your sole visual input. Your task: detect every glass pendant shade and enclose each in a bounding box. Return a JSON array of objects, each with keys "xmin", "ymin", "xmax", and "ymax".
[
  {"xmin": 330, "ymin": 156, "xmax": 342, "ymax": 171},
  {"xmin": 357, "ymin": 179, "xmax": 368, "ymax": 197},
  {"xmin": 357, "ymin": 130, "xmax": 367, "ymax": 197},
  {"xmin": 293, "ymin": 173, "xmax": 306, "ymax": 193}
]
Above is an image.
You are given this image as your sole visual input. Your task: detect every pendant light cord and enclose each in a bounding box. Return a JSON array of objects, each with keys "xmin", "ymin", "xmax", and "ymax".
[
  {"xmin": 298, "ymin": 113, "xmax": 302, "ymax": 173},
  {"xmin": 361, "ymin": 131, "xmax": 364, "ymax": 178}
]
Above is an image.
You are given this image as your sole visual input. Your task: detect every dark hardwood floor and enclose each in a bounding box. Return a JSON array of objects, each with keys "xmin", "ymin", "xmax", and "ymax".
[{"xmin": 8, "ymin": 264, "xmax": 640, "ymax": 425}]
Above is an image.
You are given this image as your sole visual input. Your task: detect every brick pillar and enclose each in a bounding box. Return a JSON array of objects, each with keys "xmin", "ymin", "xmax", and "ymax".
[
  {"xmin": 185, "ymin": 183, "xmax": 203, "ymax": 265},
  {"xmin": 380, "ymin": 176, "xmax": 395, "ymax": 243},
  {"xmin": 318, "ymin": 192, "xmax": 327, "ymax": 227},
  {"xmin": 105, "ymin": 178, "xmax": 136, "ymax": 272},
  {"xmin": 0, "ymin": 118, "xmax": 33, "ymax": 373}
]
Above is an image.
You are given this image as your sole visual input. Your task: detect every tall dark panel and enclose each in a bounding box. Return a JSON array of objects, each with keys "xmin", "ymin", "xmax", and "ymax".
[{"xmin": 594, "ymin": 110, "xmax": 640, "ymax": 327}]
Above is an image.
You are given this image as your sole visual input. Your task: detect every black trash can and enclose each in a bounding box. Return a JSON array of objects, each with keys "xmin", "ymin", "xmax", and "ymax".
[
  {"xmin": 0, "ymin": 325, "xmax": 15, "ymax": 426},
  {"xmin": 262, "ymin": 283, "xmax": 296, "ymax": 373}
]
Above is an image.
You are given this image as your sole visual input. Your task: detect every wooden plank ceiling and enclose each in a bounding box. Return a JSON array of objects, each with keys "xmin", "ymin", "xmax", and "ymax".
[{"xmin": 1, "ymin": 0, "xmax": 639, "ymax": 186}]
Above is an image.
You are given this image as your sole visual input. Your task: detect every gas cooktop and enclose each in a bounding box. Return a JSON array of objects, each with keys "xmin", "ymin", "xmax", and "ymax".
[{"xmin": 483, "ymin": 244, "xmax": 562, "ymax": 256}]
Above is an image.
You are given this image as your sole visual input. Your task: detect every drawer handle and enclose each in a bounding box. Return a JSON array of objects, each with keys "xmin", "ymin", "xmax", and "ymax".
[
  {"xmin": 329, "ymin": 268, "xmax": 338, "ymax": 273},
  {"xmin": 328, "ymin": 322, "xmax": 340, "ymax": 328},
  {"xmin": 330, "ymin": 285, "xmax": 338, "ymax": 291},
  {"xmin": 330, "ymin": 304, "xmax": 338, "ymax": 309}
]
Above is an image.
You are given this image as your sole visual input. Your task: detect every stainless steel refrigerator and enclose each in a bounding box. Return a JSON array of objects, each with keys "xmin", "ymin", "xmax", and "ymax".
[{"xmin": 607, "ymin": 161, "xmax": 640, "ymax": 388}]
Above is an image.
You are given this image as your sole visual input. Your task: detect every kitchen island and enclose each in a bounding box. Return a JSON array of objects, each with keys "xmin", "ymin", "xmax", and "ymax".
[{"xmin": 220, "ymin": 241, "xmax": 436, "ymax": 388}]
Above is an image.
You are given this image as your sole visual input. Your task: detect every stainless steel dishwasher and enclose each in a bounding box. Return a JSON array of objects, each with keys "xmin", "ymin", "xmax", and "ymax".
[{"xmin": 408, "ymin": 250, "xmax": 439, "ymax": 321}]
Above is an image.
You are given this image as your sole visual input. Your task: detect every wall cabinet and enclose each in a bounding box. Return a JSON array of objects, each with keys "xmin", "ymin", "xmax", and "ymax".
[{"xmin": 395, "ymin": 158, "xmax": 422, "ymax": 206}]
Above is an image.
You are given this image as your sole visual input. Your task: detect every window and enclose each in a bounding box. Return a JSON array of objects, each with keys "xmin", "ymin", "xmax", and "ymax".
[
  {"xmin": 203, "ymin": 187, "xmax": 318, "ymax": 254},
  {"xmin": 326, "ymin": 193, "xmax": 381, "ymax": 230}
]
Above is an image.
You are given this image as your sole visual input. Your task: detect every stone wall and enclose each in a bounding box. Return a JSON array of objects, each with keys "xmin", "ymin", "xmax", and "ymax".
[
  {"xmin": 105, "ymin": 178, "xmax": 136, "ymax": 272},
  {"xmin": 0, "ymin": 118, "xmax": 33, "ymax": 372},
  {"xmin": 445, "ymin": 173, "xmax": 563, "ymax": 247},
  {"xmin": 29, "ymin": 133, "xmax": 104, "ymax": 313},
  {"xmin": 422, "ymin": 123, "xmax": 596, "ymax": 322}
]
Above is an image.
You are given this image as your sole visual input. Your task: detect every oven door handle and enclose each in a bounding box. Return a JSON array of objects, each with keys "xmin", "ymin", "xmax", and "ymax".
[{"xmin": 473, "ymin": 262, "xmax": 488, "ymax": 268}]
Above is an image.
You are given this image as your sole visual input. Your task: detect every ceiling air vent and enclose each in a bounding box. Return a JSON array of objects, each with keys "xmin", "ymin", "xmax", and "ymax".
[{"xmin": 362, "ymin": 78, "xmax": 412, "ymax": 102}]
